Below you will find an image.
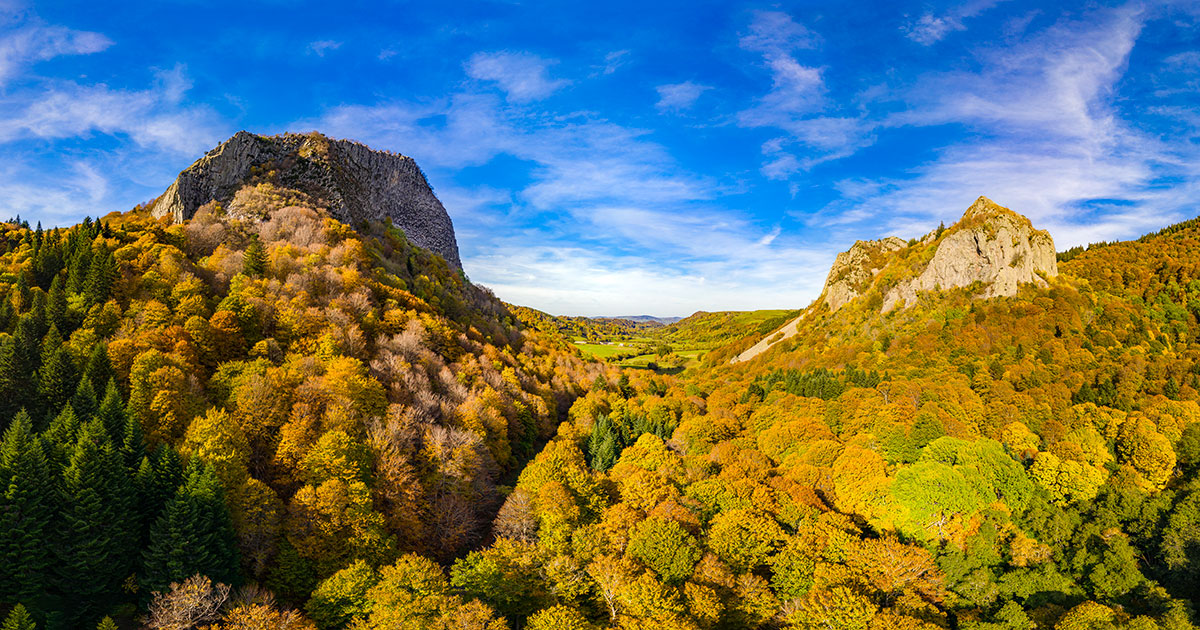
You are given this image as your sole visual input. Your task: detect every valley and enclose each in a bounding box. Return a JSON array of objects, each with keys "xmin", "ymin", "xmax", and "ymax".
[{"xmin": 2, "ymin": 132, "xmax": 1199, "ymax": 630}]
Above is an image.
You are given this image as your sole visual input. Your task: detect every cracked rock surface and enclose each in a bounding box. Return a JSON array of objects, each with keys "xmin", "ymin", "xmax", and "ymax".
[{"xmin": 152, "ymin": 131, "xmax": 462, "ymax": 269}]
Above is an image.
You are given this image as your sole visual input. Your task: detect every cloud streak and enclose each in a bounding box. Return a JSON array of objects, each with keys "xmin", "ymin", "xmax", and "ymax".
[
  {"xmin": 0, "ymin": 19, "xmax": 111, "ymax": 85},
  {"xmin": 465, "ymin": 51, "xmax": 569, "ymax": 102}
]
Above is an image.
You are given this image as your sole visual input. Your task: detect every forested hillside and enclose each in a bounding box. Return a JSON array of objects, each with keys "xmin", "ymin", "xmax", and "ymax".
[
  {"xmin": 418, "ymin": 214, "xmax": 1200, "ymax": 630},
  {"xmin": 5, "ymin": 196, "xmax": 1200, "ymax": 630},
  {"xmin": 0, "ymin": 191, "xmax": 599, "ymax": 629}
]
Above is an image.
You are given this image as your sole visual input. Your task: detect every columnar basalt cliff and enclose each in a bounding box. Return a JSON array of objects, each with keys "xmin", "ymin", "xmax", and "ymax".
[
  {"xmin": 819, "ymin": 196, "xmax": 1057, "ymax": 313},
  {"xmin": 152, "ymin": 131, "xmax": 462, "ymax": 269}
]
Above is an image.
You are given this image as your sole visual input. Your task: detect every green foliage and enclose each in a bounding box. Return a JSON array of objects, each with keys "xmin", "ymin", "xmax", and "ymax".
[
  {"xmin": 141, "ymin": 461, "xmax": 239, "ymax": 596},
  {"xmin": 627, "ymin": 517, "xmax": 701, "ymax": 583},
  {"xmin": 306, "ymin": 559, "xmax": 380, "ymax": 629},
  {"xmin": 1, "ymin": 604, "xmax": 34, "ymax": 630}
]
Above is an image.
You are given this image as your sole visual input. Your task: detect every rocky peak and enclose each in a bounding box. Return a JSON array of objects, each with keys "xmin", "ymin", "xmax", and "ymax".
[
  {"xmin": 819, "ymin": 197, "xmax": 1057, "ymax": 313},
  {"xmin": 821, "ymin": 236, "xmax": 908, "ymax": 312},
  {"xmin": 151, "ymin": 131, "xmax": 462, "ymax": 269}
]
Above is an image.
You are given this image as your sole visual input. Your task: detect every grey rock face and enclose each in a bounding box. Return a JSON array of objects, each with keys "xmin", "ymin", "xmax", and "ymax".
[
  {"xmin": 152, "ymin": 131, "xmax": 462, "ymax": 269},
  {"xmin": 821, "ymin": 237, "xmax": 908, "ymax": 312},
  {"xmin": 881, "ymin": 198, "xmax": 1057, "ymax": 312},
  {"xmin": 818, "ymin": 197, "xmax": 1057, "ymax": 313}
]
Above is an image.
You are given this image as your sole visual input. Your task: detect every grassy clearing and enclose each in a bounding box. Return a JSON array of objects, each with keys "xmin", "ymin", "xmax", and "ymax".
[{"xmin": 575, "ymin": 343, "xmax": 633, "ymax": 359}]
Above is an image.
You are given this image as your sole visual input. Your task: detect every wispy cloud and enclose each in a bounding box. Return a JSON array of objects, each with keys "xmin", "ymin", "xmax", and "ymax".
[
  {"xmin": 465, "ymin": 51, "xmax": 569, "ymax": 102},
  {"xmin": 655, "ymin": 81, "xmax": 710, "ymax": 112},
  {"xmin": 735, "ymin": 10, "xmax": 876, "ymax": 179},
  {"xmin": 307, "ymin": 39, "xmax": 342, "ymax": 57},
  {"xmin": 903, "ymin": 0, "xmax": 1011, "ymax": 45},
  {"xmin": 829, "ymin": 5, "xmax": 1192, "ymax": 249},
  {"xmin": 0, "ymin": 70, "xmax": 225, "ymax": 154},
  {"xmin": 0, "ymin": 18, "xmax": 111, "ymax": 85},
  {"xmin": 598, "ymin": 49, "xmax": 630, "ymax": 75},
  {"xmin": 307, "ymin": 61, "xmax": 822, "ymax": 315}
]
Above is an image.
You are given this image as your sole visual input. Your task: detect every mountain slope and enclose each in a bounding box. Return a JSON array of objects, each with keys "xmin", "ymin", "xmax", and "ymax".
[
  {"xmin": 460, "ymin": 204, "xmax": 1200, "ymax": 630},
  {"xmin": 0, "ymin": 138, "xmax": 601, "ymax": 627},
  {"xmin": 152, "ymin": 131, "xmax": 462, "ymax": 269}
]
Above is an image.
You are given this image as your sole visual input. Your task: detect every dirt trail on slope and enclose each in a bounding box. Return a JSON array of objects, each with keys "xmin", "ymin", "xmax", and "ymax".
[{"xmin": 730, "ymin": 312, "xmax": 807, "ymax": 364}]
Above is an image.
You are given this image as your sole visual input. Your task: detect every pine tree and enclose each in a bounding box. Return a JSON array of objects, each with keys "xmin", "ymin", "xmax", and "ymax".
[
  {"xmin": 53, "ymin": 419, "xmax": 136, "ymax": 622},
  {"xmin": 243, "ymin": 235, "xmax": 267, "ymax": 277},
  {"xmin": 43, "ymin": 405, "xmax": 81, "ymax": 470},
  {"xmin": 120, "ymin": 406, "xmax": 144, "ymax": 471},
  {"xmin": 96, "ymin": 380, "xmax": 127, "ymax": 447},
  {"xmin": 134, "ymin": 446, "xmax": 182, "ymax": 546},
  {"xmin": 65, "ymin": 245, "xmax": 91, "ymax": 296},
  {"xmin": 70, "ymin": 378, "xmax": 98, "ymax": 423},
  {"xmin": 0, "ymin": 604, "xmax": 35, "ymax": 630},
  {"xmin": 46, "ymin": 276, "xmax": 68, "ymax": 332},
  {"xmin": 0, "ymin": 414, "xmax": 53, "ymax": 613},
  {"xmin": 0, "ymin": 341, "xmax": 23, "ymax": 431},
  {"xmin": 14, "ymin": 272, "xmax": 30, "ymax": 313},
  {"xmin": 37, "ymin": 347, "xmax": 77, "ymax": 422},
  {"xmin": 141, "ymin": 461, "xmax": 239, "ymax": 596},
  {"xmin": 589, "ymin": 414, "xmax": 619, "ymax": 472},
  {"xmin": 96, "ymin": 618, "xmax": 116, "ymax": 630},
  {"xmin": 82, "ymin": 346, "xmax": 114, "ymax": 397},
  {"xmin": 83, "ymin": 248, "xmax": 116, "ymax": 307}
]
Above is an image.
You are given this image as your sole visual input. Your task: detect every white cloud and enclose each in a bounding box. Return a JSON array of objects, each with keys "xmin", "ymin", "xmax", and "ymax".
[
  {"xmin": 0, "ymin": 72, "xmax": 226, "ymax": 154},
  {"xmin": 655, "ymin": 81, "xmax": 710, "ymax": 112},
  {"xmin": 466, "ymin": 239, "xmax": 834, "ymax": 317},
  {"xmin": 904, "ymin": 0, "xmax": 1011, "ymax": 45},
  {"xmin": 738, "ymin": 10, "xmax": 818, "ymax": 55},
  {"xmin": 308, "ymin": 39, "xmax": 342, "ymax": 57},
  {"xmin": 0, "ymin": 21, "xmax": 111, "ymax": 85},
  {"xmin": 599, "ymin": 49, "xmax": 630, "ymax": 75},
  {"xmin": 465, "ymin": 51, "xmax": 569, "ymax": 102},
  {"xmin": 735, "ymin": 11, "xmax": 874, "ymax": 179},
  {"xmin": 828, "ymin": 5, "xmax": 1196, "ymax": 250},
  {"xmin": 305, "ymin": 70, "xmax": 837, "ymax": 315}
]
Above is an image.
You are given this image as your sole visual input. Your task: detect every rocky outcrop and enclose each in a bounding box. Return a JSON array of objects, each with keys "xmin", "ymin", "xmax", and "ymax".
[
  {"xmin": 881, "ymin": 197, "xmax": 1056, "ymax": 312},
  {"xmin": 818, "ymin": 197, "xmax": 1057, "ymax": 313},
  {"xmin": 821, "ymin": 237, "xmax": 907, "ymax": 311},
  {"xmin": 152, "ymin": 131, "xmax": 462, "ymax": 269}
]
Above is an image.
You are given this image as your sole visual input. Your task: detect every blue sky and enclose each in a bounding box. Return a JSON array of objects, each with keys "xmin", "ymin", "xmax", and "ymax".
[{"xmin": 1, "ymin": 0, "xmax": 1198, "ymax": 316}]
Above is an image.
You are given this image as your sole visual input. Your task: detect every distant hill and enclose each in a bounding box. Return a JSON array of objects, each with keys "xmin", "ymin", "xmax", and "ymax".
[{"xmin": 601, "ymin": 314, "xmax": 683, "ymax": 324}]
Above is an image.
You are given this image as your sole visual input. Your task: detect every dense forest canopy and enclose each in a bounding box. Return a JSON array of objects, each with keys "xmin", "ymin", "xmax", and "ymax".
[{"xmin": 3, "ymin": 191, "xmax": 1200, "ymax": 630}]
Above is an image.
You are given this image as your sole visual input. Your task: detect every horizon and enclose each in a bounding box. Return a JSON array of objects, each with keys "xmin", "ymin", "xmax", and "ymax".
[{"xmin": 1, "ymin": 0, "xmax": 1198, "ymax": 316}]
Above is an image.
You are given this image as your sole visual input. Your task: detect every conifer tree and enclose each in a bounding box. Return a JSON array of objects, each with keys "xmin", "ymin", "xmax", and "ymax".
[
  {"xmin": 46, "ymin": 276, "xmax": 68, "ymax": 332},
  {"xmin": 65, "ymin": 246, "xmax": 90, "ymax": 296},
  {"xmin": 82, "ymin": 347, "xmax": 114, "ymax": 397},
  {"xmin": 96, "ymin": 380, "xmax": 127, "ymax": 447},
  {"xmin": 0, "ymin": 414, "xmax": 53, "ymax": 612},
  {"xmin": 42, "ymin": 405, "xmax": 81, "ymax": 470},
  {"xmin": 243, "ymin": 235, "xmax": 267, "ymax": 277},
  {"xmin": 0, "ymin": 604, "xmax": 34, "ymax": 630},
  {"xmin": 0, "ymin": 341, "xmax": 23, "ymax": 431},
  {"xmin": 37, "ymin": 347, "xmax": 77, "ymax": 422},
  {"xmin": 141, "ymin": 461, "xmax": 239, "ymax": 596},
  {"xmin": 70, "ymin": 378, "xmax": 97, "ymax": 423},
  {"xmin": 589, "ymin": 415, "xmax": 619, "ymax": 472},
  {"xmin": 53, "ymin": 419, "xmax": 136, "ymax": 622},
  {"xmin": 120, "ymin": 408, "xmax": 144, "ymax": 471},
  {"xmin": 83, "ymin": 248, "xmax": 116, "ymax": 307}
]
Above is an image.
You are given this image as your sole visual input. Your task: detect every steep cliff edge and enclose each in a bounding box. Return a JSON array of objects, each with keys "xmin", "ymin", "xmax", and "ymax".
[
  {"xmin": 820, "ymin": 196, "xmax": 1056, "ymax": 313},
  {"xmin": 735, "ymin": 197, "xmax": 1056, "ymax": 363},
  {"xmin": 821, "ymin": 237, "xmax": 908, "ymax": 312},
  {"xmin": 152, "ymin": 131, "xmax": 462, "ymax": 269},
  {"xmin": 880, "ymin": 197, "xmax": 1057, "ymax": 312}
]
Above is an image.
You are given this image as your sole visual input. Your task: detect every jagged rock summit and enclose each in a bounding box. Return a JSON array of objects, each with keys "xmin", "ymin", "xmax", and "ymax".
[
  {"xmin": 152, "ymin": 131, "xmax": 462, "ymax": 269},
  {"xmin": 821, "ymin": 196, "xmax": 1057, "ymax": 313}
]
